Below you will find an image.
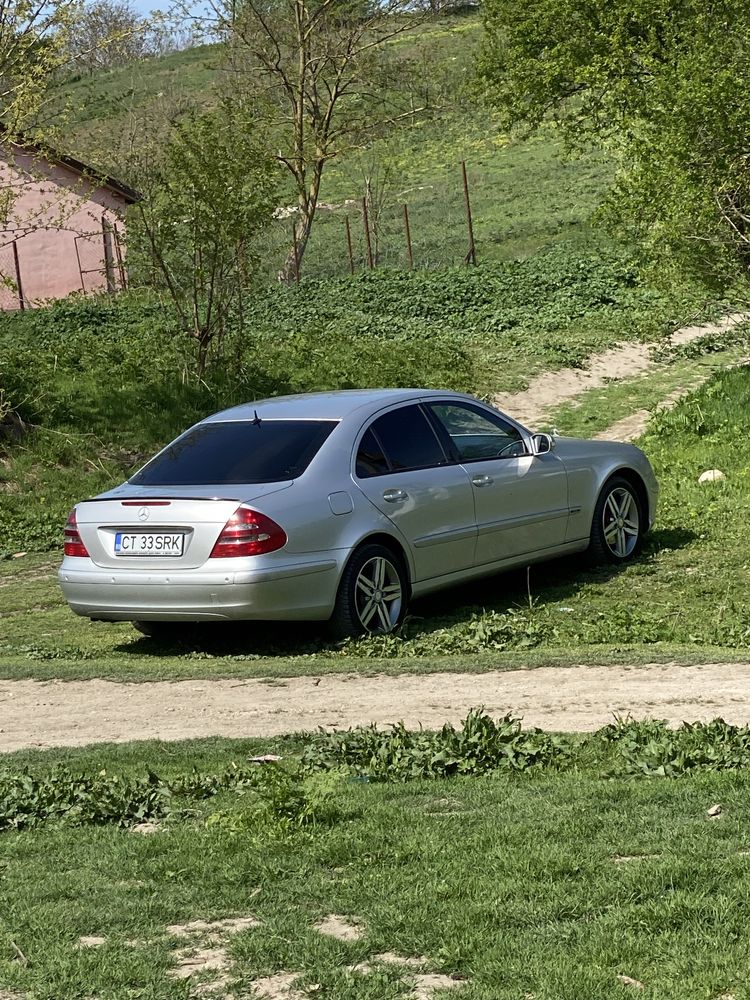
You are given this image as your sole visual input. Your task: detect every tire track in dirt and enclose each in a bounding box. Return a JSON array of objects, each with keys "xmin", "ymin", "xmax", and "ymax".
[{"xmin": 2, "ymin": 662, "xmax": 750, "ymax": 751}]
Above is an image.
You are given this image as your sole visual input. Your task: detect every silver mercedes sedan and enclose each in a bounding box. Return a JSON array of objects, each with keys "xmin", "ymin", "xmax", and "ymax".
[{"xmin": 59, "ymin": 389, "xmax": 658, "ymax": 638}]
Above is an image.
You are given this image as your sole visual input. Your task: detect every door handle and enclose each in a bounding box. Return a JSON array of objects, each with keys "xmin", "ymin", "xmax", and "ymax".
[
  {"xmin": 471, "ymin": 474, "xmax": 494, "ymax": 488},
  {"xmin": 382, "ymin": 488, "xmax": 408, "ymax": 503}
]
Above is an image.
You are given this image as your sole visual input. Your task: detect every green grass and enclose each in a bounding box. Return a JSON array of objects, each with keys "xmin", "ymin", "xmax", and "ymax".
[
  {"xmin": 3, "ymin": 733, "xmax": 750, "ymax": 998},
  {"xmin": 3, "ymin": 356, "xmax": 750, "ymax": 678},
  {"xmin": 0, "ymin": 246, "xmax": 707, "ymax": 558},
  {"xmin": 264, "ymin": 115, "xmax": 613, "ymax": 279}
]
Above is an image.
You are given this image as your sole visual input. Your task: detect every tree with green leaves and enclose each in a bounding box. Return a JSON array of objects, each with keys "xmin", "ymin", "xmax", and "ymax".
[
  {"xmin": 480, "ymin": 0, "xmax": 750, "ymax": 286},
  {"xmin": 0, "ymin": 0, "xmax": 77, "ymax": 139},
  {"xmin": 128, "ymin": 102, "xmax": 278, "ymax": 375}
]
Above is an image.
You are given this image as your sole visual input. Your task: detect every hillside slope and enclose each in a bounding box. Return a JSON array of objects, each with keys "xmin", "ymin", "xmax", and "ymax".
[{"xmin": 58, "ymin": 15, "xmax": 612, "ymax": 278}]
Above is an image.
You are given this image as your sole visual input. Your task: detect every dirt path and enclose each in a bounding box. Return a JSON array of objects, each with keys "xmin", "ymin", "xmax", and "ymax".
[
  {"xmin": 2, "ymin": 663, "xmax": 750, "ymax": 751},
  {"xmin": 493, "ymin": 312, "xmax": 747, "ymax": 429}
]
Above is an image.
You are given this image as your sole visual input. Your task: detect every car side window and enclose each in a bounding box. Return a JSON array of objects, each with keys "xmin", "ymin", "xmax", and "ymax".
[
  {"xmin": 356, "ymin": 428, "xmax": 390, "ymax": 478},
  {"xmin": 356, "ymin": 405, "xmax": 447, "ymax": 477},
  {"xmin": 428, "ymin": 402, "xmax": 528, "ymax": 462}
]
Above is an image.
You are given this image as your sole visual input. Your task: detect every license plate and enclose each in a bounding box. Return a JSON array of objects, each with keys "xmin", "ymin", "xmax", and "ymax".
[{"xmin": 114, "ymin": 532, "xmax": 184, "ymax": 556}]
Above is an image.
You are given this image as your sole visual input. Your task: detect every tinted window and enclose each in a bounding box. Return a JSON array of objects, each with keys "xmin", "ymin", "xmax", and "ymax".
[
  {"xmin": 365, "ymin": 405, "xmax": 446, "ymax": 474},
  {"xmin": 130, "ymin": 420, "xmax": 337, "ymax": 486},
  {"xmin": 356, "ymin": 428, "xmax": 390, "ymax": 478},
  {"xmin": 429, "ymin": 402, "xmax": 527, "ymax": 461}
]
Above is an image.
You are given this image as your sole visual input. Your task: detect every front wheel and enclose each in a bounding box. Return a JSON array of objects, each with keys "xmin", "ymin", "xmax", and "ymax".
[
  {"xmin": 587, "ymin": 477, "xmax": 643, "ymax": 564},
  {"xmin": 329, "ymin": 544, "xmax": 408, "ymax": 639}
]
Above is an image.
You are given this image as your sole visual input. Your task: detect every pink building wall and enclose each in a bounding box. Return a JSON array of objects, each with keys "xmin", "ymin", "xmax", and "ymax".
[{"xmin": 0, "ymin": 147, "xmax": 133, "ymax": 309}]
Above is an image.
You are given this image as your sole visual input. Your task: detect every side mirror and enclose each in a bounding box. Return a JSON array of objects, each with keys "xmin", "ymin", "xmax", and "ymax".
[{"xmin": 531, "ymin": 433, "xmax": 555, "ymax": 455}]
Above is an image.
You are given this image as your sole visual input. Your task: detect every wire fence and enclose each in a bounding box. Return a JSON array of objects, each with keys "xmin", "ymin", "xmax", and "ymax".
[
  {"xmin": 0, "ymin": 221, "xmax": 126, "ymax": 310},
  {"xmin": 261, "ymin": 159, "xmax": 481, "ymax": 283}
]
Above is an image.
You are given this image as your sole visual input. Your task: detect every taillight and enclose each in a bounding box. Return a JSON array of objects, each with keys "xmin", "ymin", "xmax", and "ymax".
[
  {"xmin": 64, "ymin": 509, "xmax": 90, "ymax": 558},
  {"xmin": 209, "ymin": 506, "xmax": 287, "ymax": 558}
]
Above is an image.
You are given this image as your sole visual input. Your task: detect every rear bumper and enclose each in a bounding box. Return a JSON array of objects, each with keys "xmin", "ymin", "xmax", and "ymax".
[{"xmin": 58, "ymin": 557, "xmax": 341, "ymax": 622}]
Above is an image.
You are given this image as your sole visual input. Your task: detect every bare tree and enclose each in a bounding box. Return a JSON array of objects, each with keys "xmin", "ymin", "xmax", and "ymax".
[
  {"xmin": 67, "ymin": 1, "xmax": 205, "ymax": 73},
  {"xmin": 192, "ymin": 0, "xmax": 433, "ymax": 280},
  {"xmin": 67, "ymin": 0, "xmax": 148, "ymax": 72}
]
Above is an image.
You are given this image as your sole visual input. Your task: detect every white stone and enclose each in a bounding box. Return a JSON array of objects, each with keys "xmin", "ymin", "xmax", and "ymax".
[{"xmin": 698, "ymin": 469, "xmax": 726, "ymax": 483}]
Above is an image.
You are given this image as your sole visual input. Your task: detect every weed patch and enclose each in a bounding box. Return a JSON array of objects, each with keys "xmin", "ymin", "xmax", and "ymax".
[
  {"xmin": 301, "ymin": 708, "xmax": 570, "ymax": 780},
  {"xmin": 8, "ymin": 714, "xmax": 750, "ymax": 834},
  {"xmin": 0, "ymin": 243, "xmax": 704, "ymax": 555}
]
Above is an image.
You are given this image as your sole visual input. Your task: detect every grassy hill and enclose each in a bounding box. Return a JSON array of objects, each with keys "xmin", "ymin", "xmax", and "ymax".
[{"xmin": 59, "ymin": 15, "xmax": 613, "ymax": 280}]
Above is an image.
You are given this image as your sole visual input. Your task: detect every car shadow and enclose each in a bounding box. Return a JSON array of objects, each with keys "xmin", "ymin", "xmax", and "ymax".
[{"xmin": 113, "ymin": 525, "xmax": 696, "ymax": 658}]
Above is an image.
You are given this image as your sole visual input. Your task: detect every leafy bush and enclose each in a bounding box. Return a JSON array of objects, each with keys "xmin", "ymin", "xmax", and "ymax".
[
  {"xmin": 0, "ymin": 768, "xmax": 171, "ymax": 831},
  {"xmin": 301, "ymin": 709, "xmax": 570, "ymax": 780},
  {"xmin": 599, "ymin": 717, "xmax": 750, "ymax": 777}
]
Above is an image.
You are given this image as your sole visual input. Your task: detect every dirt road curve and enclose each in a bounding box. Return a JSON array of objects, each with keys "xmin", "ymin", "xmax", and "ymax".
[
  {"xmin": 2, "ymin": 663, "xmax": 750, "ymax": 751},
  {"xmin": 492, "ymin": 312, "xmax": 748, "ymax": 428}
]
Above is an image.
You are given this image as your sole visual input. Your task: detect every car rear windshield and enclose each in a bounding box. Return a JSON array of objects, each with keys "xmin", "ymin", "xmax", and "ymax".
[{"xmin": 130, "ymin": 420, "xmax": 338, "ymax": 486}]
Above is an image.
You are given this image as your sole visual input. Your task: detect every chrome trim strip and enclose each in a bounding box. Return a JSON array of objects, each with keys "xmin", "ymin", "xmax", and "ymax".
[
  {"xmin": 477, "ymin": 507, "xmax": 571, "ymax": 536},
  {"xmin": 413, "ymin": 525, "xmax": 478, "ymax": 549}
]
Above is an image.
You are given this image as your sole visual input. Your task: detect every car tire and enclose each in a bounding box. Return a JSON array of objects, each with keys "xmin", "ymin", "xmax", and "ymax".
[
  {"xmin": 329, "ymin": 543, "xmax": 409, "ymax": 639},
  {"xmin": 587, "ymin": 476, "xmax": 644, "ymax": 565}
]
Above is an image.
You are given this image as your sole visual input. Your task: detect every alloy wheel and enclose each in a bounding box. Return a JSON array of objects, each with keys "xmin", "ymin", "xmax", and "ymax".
[
  {"xmin": 354, "ymin": 555, "xmax": 403, "ymax": 633},
  {"xmin": 602, "ymin": 486, "xmax": 640, "ymax": 559}
]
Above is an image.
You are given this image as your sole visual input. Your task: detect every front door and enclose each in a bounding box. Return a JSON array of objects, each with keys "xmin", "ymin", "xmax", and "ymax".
[{"xmin": 425, "ymin": 400, "xmax": 570, "ymax": 567}]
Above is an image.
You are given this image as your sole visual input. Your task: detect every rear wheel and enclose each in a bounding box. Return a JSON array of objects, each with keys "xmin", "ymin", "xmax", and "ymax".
[
  {"xmin": 329, "ymin": 544, "xmax": 408, "ymax": 639},
  {"xmin": 588, "ymin": 476, "xmax": 643, "ymax": 564}
]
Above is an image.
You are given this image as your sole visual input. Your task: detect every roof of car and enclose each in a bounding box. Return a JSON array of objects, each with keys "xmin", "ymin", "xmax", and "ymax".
[{"xmin": 205, "ymin": 389, "xmax": 475, "ymax": 423}]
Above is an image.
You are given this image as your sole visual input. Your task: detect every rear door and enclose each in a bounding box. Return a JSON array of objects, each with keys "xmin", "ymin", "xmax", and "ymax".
[
  {"xmin": 352, "ymin": 403, "xmax": 476, "ymax": 583},
  {"xmin": 426, "ymin": 401, "xmax": 570, "ymax": 566}
]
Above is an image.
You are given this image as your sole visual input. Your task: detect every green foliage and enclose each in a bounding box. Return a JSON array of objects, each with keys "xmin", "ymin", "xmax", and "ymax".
[
  {"xmin": 8, "ymin": 714, "xmax": 750, "ymax": 840},
  {"xmin": 599, "ymin": 717, "xmax": 750, "ymax": 778},
  {"xmin": 302, "ymin": 709, "xmax": 570, "ymax": 780},
  {"xmin": 0, "ymin": 757, "xmax": 346, "ymax": 833},
  {"xmin": 208, "ymin": 765, "xmax": 347, "ymax": 832},
  {"xmin": 127, "ymin": 100, "xmax": 279, "ymax": 370},
  {"xmin": 0, "ymin": 768, "xmax": 171, "ymax": 831},
  {"xmin": 58, "ymin": 16, "xmax": 618, "ymax": 278},
  {"xmin": 0, "ymin": 242, "xmax": 696, "ymax": 555},
  {"xmin": 480, "ymin": 0, "xmax": 750, "ymax": 285}
]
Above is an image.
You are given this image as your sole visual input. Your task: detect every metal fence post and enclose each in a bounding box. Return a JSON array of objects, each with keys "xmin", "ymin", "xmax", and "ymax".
[
  {"xmin": 361, "ymin": 197, "xmax": 374, "ymax": 270},
  {"xmin": 113, "ymin": 225, "xmax": 127, "ymax": 289},
  {"xmin": 102, "ymin": 217, "xmax": 116, "ymax": 293},
  {"xmin": 402, "ymin": 203, "xmax": 414, "ymax": 270},
  {"xmin": 461, "ymin": 160, "xmax": 476, "ymax": 265},
  {"xmin": 344, "ymin": 216, "xmax": 355, "ymax": 275},
  {"xmin": 11, "ymin": 241, "xmax": 24, "ymax": 310}
]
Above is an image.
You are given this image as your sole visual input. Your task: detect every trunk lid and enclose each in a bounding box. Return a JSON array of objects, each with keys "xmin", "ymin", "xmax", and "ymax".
[{"xmin": 76, "ymin": 483, "xmax": 292, "ymax": 569}]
